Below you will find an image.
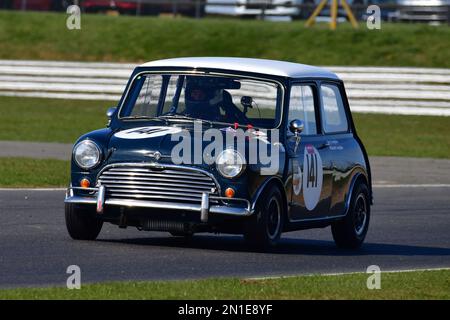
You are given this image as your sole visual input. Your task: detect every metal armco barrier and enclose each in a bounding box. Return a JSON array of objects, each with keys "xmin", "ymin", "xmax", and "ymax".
[{"xmin": 0, "ymin": 60, "xmax": 449, "ymax": 116}]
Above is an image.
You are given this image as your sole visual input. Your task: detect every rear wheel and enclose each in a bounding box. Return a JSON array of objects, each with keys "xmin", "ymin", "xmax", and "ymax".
[
  {"xmin": 65, "ymin": 203, "xmax": 103, "ymax": 240},
  {"xmin": 331, "ymin": 183, "xmax": 370, "ymax": 249},
  {"xmin": 244, "ymin": 185, "xmax": 284, "ymax": 249}
]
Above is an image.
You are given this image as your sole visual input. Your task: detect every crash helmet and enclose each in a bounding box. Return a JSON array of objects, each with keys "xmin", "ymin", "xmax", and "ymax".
[{"xmin": 185, "ymin": 81, "xmax": 222, "ymax": 119}]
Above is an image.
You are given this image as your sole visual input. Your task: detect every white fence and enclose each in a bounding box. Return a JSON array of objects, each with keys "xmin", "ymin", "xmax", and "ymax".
[{"xmin": 0, "ymin": 60, "xmax": 449, "ymax": 116}]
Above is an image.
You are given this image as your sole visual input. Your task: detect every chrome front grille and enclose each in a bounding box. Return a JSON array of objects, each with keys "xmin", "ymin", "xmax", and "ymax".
[{"xmin": 97, "ymin": 164, "xmax": 219, "ymax": 204}]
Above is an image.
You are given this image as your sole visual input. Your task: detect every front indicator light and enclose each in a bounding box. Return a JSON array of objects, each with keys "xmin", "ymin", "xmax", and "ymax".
[
  {"xmin": 225, "ymin": 188, "xmax": 235, "ymax": 198},
  {"xmin": 80, "ymin": 178, "xmax": 90, "ymax": 188}
]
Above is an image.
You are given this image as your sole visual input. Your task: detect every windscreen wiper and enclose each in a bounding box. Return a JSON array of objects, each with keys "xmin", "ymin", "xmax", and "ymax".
[
  {"xmin": 159, "ymin": 114, "xmax": 213, "ymax": 127},
  {"xmin": 122, "ymin": 116, "xmax": 168, "ymax": 124}
]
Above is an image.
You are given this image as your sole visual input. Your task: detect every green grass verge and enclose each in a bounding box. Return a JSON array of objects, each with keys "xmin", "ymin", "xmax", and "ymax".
[
  {"xmin": 0, "ymin": 270, "xmax": 448, "ymax": 299},
  {"xmin": 0, "ymin": 96, "xmax": 107, "ymax": 143},
  {"xmin": 1, "ymin": 11, "xmax": 450, "ymax": 67},
  {"xmin": 353, "ymin": 113, "xmax": 450, "ymax": 159},
  {"xmin": 0, "ymin": 158, "xmax": 69, "ymax": 187},
  {"xmin": 1, "ymin": 96, "xmax": 449, "ymax": 159}
]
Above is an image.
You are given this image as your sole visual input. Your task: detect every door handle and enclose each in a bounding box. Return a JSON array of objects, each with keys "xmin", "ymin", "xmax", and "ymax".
[{"xmin": 318, "ymin": 143, "xmax": 330, "ymax": 150}]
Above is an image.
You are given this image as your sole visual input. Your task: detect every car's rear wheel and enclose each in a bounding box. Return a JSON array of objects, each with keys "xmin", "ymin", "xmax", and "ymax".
[
  {"xmin": 244, "ymin": 185, "xmax": 284, "ymax": 249},
  {"xmin": 331, "ymin": 182, "xmax": 370, "ymax": 249},
  {"xmin": 65, "ymin": 203, "xmax": 103, "ymax": 240}
]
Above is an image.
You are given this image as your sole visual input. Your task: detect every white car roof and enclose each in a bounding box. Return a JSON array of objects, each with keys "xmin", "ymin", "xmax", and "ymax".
[{"xmin": 140, "ymin": 57, "xmax": 339, "ymax": 80}]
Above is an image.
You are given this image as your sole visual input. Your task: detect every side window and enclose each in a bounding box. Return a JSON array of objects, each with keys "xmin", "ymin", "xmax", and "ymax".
[
  {"xmin": 320, "ymin": 84, "xmax": 348, "ymax": 133},
  {"xmin": 288, "ymin": 85, "xmax": 317, "ymax": 135}
]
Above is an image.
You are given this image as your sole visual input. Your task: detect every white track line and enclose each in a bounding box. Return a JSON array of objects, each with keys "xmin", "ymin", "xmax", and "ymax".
[
  {"xmin": 373, "ymin": 184, "xmax": 450, "ymax": 188},
  {"xmin": 0, "ymin": 188, "xmax": 66, "ymax": 191},
  {"xmin": 246, "ymin": 267, "xmax": 450, "ymax": 281}
]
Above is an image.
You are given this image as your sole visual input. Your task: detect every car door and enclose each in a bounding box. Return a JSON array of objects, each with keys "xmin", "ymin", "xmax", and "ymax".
[
  {"xmin": 319, "ymin": 82, "xmax": 354, "ymax": 216},
  {"xmin": 287, "ymin": 82, "xmax": 334, "ymax": 221}
]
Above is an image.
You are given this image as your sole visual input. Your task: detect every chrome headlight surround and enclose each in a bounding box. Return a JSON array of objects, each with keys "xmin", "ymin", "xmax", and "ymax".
[
  {"xmin": 73, "ymin": 140, "xmax": 101, "ymax": 170},
  {"xmin": 216, "ymin": 149, "xmax": 246, "ymax": 179}
]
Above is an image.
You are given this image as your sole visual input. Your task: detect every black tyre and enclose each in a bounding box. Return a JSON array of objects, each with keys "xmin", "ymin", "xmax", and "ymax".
[
  {"xmin": 65, "ymin": 203, "xmax": 103, "ymax": 240},
  {"xmin": 331, "ymin": 183, "xmax": 370, "ymax": 249},
  {"xmin": 244, "ymin": 185, "xmax": 284, "ymax": 249}
]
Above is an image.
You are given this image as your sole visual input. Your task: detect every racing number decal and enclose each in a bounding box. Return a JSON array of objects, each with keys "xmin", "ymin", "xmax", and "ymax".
[{"xmin": 302, "ymin": 145, "xmax": 323, "ymax": 211}]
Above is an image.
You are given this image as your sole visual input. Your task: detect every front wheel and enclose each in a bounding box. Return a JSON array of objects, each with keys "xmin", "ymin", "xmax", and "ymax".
[
  {"xmin": 331, "ymin": 183, "xmax": 370, "ymax": 249},
  {"xmin": 65, "ymin": 203, "xmax": 103, "ymax": 240},
  {"xmin": 244, "ymin": 185, "xmax": 284, "ymax": 249}
]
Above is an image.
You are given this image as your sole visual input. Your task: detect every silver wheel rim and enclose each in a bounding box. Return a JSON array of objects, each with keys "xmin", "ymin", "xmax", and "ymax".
[
  {"xmin": 354, "ymin": 193, "xmax": 367, "ymax": 236},
  {"xmin": 267, "ymin": 196, "xmax": 281, "ymax": 240}
]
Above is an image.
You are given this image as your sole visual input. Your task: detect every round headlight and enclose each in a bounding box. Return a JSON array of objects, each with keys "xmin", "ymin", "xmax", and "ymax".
[
  {"xmin": 216, "ymin": 149, "xmax": 246, "ymax": 178},
  {"xmin": 73, "ymin": 140, "xmax": 101, "ymax": 170}
]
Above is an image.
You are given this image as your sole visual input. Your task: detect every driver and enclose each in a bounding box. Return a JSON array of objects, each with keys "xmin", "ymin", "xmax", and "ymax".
[{"xmin": 185, "ymin": 84, "xmax": 222, "ymax": 121}]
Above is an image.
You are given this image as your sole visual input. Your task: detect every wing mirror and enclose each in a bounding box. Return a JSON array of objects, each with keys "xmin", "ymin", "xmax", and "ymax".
[
  {"xmin": 289, "ymin": 119, "xmax": 304, "ymax": 135},
  {"xmin": 106, "ymin": 107, "xmax": 117, "ymax": 119},
  {"xmin": 289, "ymin": 119, "xmax": 304, "ymax": 153},
  {"xmin": 106, "ymin": 107, "xmax": 117, "ymax": 127}
]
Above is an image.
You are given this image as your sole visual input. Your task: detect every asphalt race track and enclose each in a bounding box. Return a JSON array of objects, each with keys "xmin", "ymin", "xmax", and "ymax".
[{"xmin": 0, "ymin": 183, "xmax": 449, "ymax": 288}]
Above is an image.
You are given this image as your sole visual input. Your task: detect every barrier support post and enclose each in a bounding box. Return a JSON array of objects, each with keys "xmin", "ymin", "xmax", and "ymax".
[
  {"xmin": 341, "ymin": 0, "xmax": 359, "ymax": 28},
  {"xmin": 305, "ymin": 0, "xmax": 329, "ymax": 27}
]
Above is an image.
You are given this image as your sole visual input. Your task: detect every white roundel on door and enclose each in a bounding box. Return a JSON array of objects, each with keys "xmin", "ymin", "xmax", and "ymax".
[
  {"xmin": 114, "ymin": 126, "xmax": 182, "ymax": 139},
  {"xmin": 293, "ymin": 159, "xmax": 302, "ymax": 196},
  {"xmin": 302, "ymin": 144, "xmax": 323, "ymax": 211}
]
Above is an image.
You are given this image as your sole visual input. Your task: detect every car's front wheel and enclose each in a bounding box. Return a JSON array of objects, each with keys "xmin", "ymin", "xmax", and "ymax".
[
  {"xmin": 244, "ymin": 185, "xmax": 284, "ymax": 249},
  {"xmin": 65, "ymin": 203, "xmax": 103, "ymax": 240},
  {"xmin": 331, "ymin": 182, "xmax": 370, "ymax": 249}
]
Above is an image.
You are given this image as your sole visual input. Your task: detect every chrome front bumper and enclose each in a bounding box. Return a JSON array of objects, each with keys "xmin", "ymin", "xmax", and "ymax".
[{"xmin": 64, "ymin": 186, "xmax": 253, "ymax": 222}]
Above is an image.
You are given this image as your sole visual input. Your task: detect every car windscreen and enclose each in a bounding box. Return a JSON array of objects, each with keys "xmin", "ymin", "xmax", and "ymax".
[{"xmin": 119, "ymin": 73, "xmax": 282, "ymax": 129}]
